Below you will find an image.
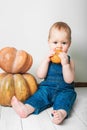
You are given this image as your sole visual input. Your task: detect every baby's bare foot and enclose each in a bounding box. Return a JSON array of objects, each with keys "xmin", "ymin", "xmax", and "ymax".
[
  {"xmin": 11, "ymin": 96, "xmax": 34, "ymax": 118},
  {"xmin": 51, "ymin": 110, "xmax": 67, "ymax": 125}
]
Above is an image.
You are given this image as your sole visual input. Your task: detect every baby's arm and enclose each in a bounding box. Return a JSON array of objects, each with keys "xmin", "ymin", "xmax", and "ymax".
[
  {"xmin": 62, "ymin": 60, "xmax": 75, "ymax": 83},
  {"xmin": 59, "ymin": 52, "xmax": 75, "ymax": 83},
  {"xmin": 36, "ymin": 50, "xmax": 55, "ymax": 79}
]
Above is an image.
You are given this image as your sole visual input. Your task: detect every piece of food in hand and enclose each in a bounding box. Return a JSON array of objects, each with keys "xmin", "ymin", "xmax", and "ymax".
[{"xmin": 50, "ymin": 50, "xmax": 62, "ymax": 63}]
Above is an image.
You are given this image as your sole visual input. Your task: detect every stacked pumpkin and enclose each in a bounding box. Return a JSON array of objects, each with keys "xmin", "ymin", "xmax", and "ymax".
[{"xmin": 0, "ymin": 47, "xmax": 38, "ymax": 106}]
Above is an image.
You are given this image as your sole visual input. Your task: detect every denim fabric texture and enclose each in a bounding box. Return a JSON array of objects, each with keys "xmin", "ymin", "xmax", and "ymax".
[{"xmin": 24, "ymin": 56, "xmax": 77, "ymax": 116}]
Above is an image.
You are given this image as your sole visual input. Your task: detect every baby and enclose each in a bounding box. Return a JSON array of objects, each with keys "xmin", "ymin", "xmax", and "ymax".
[{"xmin": 11, "ymin": 21, "xmax": 77, "ymax": 125}]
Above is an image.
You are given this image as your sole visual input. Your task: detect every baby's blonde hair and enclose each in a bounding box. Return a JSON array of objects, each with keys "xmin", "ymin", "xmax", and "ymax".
[{"xmin": 48, "ymin": 22, "xmax": 71, "ymax": 42}]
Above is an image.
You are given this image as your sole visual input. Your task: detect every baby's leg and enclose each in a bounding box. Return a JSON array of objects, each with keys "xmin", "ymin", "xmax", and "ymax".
[
  {"xmin": 51, "ymin": 109, "xmax": 67, "ymax": 125},
  {"xmin": 11, "ymin": 96, "xmax": 35, "ymax": 118}
]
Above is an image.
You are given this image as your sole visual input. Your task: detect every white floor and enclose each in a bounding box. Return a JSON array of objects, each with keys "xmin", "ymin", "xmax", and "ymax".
[{"xmin": 0, "ymin": 87, "xmax": 87, "ymax": 130}]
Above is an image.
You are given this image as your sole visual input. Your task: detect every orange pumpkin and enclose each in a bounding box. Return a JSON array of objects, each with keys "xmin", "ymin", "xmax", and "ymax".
[
  {"xmin": 0, "ymin": 47, "xmax": 33, "ymax": 73},
  {"xmin": 0, "ymin": 73, "xmax": 38, "ymax": 106},
  {"xmin": 50, "ymin": 50, "xmax": 62, "ymax": 64}
]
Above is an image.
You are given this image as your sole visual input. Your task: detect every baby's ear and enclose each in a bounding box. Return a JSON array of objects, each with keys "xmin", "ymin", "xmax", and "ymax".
[
  {"xmin": 48, "ymin": 40, "xmax": 51, "ymax": 46},
  {"xmin": 69, "ymin": 42, "xmax": 71, "ymax": 46},
  {"xmin": 48, "ymin": 39, "xmax": 50, "ymax": 44}
]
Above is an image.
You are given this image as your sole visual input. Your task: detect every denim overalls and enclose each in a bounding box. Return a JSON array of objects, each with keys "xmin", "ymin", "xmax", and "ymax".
[{"xmin": 25, "ymin": 56, "xmax": 77, "ymax": 116}]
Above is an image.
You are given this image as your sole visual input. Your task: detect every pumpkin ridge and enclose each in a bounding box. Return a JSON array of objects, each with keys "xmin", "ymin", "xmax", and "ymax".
[
  {"xmin": 12, "ymin": 50, "xmax": 28, "ymax": 73},
  {"xmin": 23, "ymin": 73, "xmax": 37, "ymax": 96},
  {"xmin": 0, "ymin": 74, "xmax": 15, "ymax": 106},
  {"xmin": 0, "ymin": 47, "xmax": 17, "ymax": 73},
  {"xmin": 21, "ymin": 54, "xmax": 33, "ymax": 73}
]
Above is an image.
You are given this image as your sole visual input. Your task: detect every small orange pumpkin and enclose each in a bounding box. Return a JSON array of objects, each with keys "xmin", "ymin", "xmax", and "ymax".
[
  {"xmin": 0, "ymin": 47, "xmax": 33, "ymax": 73},
  {"xmin": 50, "ymin": 50, "xmax": 62, "ymax": 64},
  {"xmin": 0, "ymin": 73, "xmax": 38, "ymax": 106}
]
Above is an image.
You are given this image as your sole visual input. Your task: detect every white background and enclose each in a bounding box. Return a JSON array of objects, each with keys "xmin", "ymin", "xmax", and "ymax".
[{"xmin": 0, "ymin": 0, "xmax": 87, "ymax": 82}]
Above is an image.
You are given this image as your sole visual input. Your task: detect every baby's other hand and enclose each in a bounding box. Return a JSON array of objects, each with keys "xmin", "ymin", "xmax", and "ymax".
[{"xmin": 59, "ymin": 52, "xmax": 69, "ymax": 66}]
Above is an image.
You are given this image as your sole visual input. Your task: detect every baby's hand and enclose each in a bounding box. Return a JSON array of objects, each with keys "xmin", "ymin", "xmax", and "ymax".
[
  {"xmin": 48, "ymin": 50, "xmax": 55, "ymax": 57},
  {"xmin": 43, "ymin": 50, "xmax": 55, "ymax": 63},
  {"xmin": 59, "ymin": 52, "xmax": 69, "ymax": 66},
  {"xmin": 47, "ymin": 50, "xmax": 55, "ymax": 62}
]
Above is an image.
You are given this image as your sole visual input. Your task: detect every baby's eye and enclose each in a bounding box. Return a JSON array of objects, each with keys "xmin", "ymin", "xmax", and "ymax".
[
  {"xmin": 62, "ymin": 42, "xmax": 66, "ymax": 45},
  {"xmin": 53, "ymin": 42, "xmax": 57, "ymax": 44}
]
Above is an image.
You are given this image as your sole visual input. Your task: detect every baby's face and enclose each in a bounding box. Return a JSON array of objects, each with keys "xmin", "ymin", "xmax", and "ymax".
[{"xmin": 48, "ymin": 29, "xmax": 71, "ymax": 53}]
